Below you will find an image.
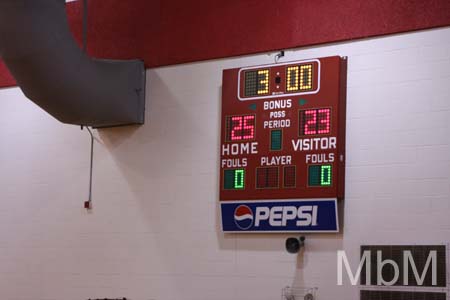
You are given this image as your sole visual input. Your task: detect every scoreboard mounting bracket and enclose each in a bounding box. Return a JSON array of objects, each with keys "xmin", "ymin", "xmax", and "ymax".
[{"xmin": 219, "ymin": 56, "xmax": 347, "ymax": 233}]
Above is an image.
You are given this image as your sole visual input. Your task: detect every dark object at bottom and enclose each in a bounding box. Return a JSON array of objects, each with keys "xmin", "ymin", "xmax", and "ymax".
[{"xmin": 360, "ymin": 290, "xmax": 446, "ymax": 300}]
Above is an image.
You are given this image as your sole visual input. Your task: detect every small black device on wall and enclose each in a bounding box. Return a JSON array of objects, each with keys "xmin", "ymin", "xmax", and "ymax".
[{"xmin": 286, "ymin": 236, "xmax": 306, "ymax": 254}]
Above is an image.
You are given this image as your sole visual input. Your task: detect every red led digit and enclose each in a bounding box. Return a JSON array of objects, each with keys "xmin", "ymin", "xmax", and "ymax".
[
  {"xmin": 317, "ymin": 109, "xmax": 331, "ymax": 134},
  {"xmin": 242, "ymin": 115, "xmax": 255, "ymax": 139},
  {"xmin": 231, "ymin": 116, "xmax": 243, "ymax": 140},
  {"xmin": 300, "ymin": 108, "xmax": 331, "ymax": 136},
  {"xmin": 304, "ymin": 109, "xmax": 317, "ymax": 135},
  {"xmin": 229, "ymin": 115, "xmax": 255, "ymax": 141}
]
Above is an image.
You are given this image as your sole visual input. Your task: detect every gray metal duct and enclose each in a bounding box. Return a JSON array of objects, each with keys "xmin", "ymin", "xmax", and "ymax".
[{"xmin": 0, "ymin": 0, "xmax": 145, "ymax": 128}]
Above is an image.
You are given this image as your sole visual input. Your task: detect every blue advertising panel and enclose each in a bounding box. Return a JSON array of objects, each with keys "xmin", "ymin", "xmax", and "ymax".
[{"xmin": 221, "ymin": 199, "xmax": 338, "ymax": 233}]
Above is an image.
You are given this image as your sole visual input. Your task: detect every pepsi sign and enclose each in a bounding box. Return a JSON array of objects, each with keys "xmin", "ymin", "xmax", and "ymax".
[{"xmin": 221, "ymin": 199, "xmax": 338, "ymax": 233}]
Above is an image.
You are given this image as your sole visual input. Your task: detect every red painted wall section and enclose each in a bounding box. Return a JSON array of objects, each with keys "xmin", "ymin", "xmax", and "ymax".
[
  {"xmin": 0, "ymin": 61, "xmax": 15, "ymax": 88},
  {"xmin": 1, "ymin": 0, "xmax": 450, "ymax": 88}
]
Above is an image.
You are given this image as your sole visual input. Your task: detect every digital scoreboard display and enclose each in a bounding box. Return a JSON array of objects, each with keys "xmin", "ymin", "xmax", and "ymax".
[{"xmin": 220, "ymin": 56, "xmax": 347, "ymax": 233}]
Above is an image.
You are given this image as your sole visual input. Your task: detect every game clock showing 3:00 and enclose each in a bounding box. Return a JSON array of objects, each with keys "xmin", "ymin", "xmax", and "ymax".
[
  {"xmin": 238, "ymin": 60, "xmax": 320, "ymax": 101},
  {"xmin": 243, "ymin": 64, "xmax": 314, "ymax": 97}
]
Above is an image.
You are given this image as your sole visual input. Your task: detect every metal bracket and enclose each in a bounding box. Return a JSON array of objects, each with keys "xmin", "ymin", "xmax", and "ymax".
[{"xmin": 274, "ymin": 50, "xmax": 285, "ymax": 63}]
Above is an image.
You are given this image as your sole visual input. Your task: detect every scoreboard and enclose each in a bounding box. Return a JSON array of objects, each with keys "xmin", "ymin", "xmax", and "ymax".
[{"xmin": 219, "ymin": 56, "xmax": 347, "ymax": 233}]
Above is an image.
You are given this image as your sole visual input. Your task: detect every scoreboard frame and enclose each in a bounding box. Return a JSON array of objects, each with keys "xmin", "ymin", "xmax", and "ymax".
[{"xmin": 219, "ymin": 56, "xmax": 347, "ymax": 233}]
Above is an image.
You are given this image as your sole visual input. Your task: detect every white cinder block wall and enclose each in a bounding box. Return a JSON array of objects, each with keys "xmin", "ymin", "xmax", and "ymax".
[{"xmin": 1, "ymin": 27, "xmax": 450, "ymax": 300}]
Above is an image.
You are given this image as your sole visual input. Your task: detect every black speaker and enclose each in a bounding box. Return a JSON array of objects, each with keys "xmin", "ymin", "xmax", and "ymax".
[{"xmin": 285, "ymin": 236, "xmax": 305, "ymax": 254}]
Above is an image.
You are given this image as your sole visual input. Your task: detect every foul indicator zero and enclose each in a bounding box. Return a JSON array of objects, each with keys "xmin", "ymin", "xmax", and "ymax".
[{"xmin": 220, "ymin": 56, "xmax": 347, "ymax": 233}]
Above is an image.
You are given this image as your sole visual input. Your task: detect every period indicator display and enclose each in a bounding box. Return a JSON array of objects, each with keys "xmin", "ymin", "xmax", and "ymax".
[{"xmin": 220, "ymin": 56, "xmax": 347, "ymax": 233}]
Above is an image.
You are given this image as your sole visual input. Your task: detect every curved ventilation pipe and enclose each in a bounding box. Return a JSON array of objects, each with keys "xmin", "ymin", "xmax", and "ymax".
[{"xmin": 0, "ymin": 0, "xmax": 145, "ymax": 127}]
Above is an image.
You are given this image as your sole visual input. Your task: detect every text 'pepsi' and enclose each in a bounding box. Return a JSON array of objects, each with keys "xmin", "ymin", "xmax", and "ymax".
[
  {"xmin": 254, "ymin": 206, "xmax": 318, "ymax": 227},
  {"xmin": 221, "ymin": 199, "xmax": 338, "ymax": 232}
]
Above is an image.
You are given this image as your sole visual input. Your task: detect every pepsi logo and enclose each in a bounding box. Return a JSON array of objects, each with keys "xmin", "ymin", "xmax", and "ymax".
[{"xmin": 234, "ymin": 205, "xmax": 254, "ymax": 230}]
